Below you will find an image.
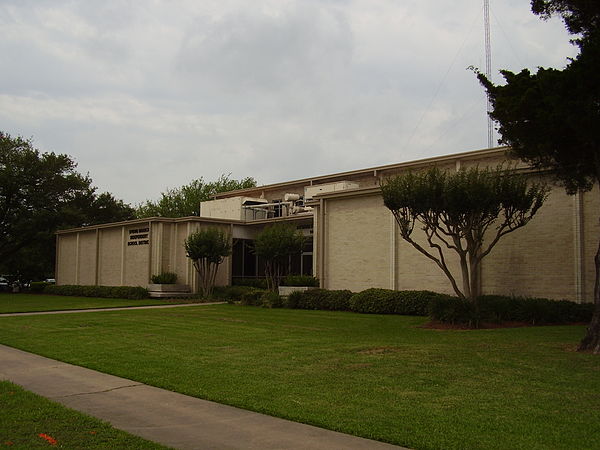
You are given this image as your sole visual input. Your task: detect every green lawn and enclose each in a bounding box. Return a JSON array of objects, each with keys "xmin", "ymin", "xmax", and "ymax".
[
  {"xmin": 0, "ymin": 304, "xmax": 598, "ymax": 450},
  {"xmin": 0, "ymin": 381, "xmax": 168, "ymax": 449},
  {"xmin": 0, "ymin": 294, "xmax": 184, "ymax": 313}
]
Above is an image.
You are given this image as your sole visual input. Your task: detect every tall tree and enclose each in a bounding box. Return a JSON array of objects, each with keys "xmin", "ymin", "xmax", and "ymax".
[
  {"xmin": 382, "ymin": 166, "xmax": 547, "ymax": 312},
  {"xmin": 477, "ymin": 0, "xmax": 600, "ymax": 352},
  {"xmin": 0, "ymin": 132, "xmax": 135, "ymax": 280},
  {"xmin": 136, "ymin": 175, "xmax": 257, "ymax": 218},
  {"xmin": 0, "ymin": 133, "xmax": 89, "ymax": 263}
]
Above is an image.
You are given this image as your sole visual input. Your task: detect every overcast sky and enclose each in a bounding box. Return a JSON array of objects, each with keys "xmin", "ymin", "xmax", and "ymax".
[{"xmin": 0, "ymin": 0, "xmax": 577, "ymax": 204}]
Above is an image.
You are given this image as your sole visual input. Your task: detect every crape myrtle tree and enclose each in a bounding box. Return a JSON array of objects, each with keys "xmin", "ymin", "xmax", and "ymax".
[
  {"xmin": 477, "ymin": 0, "xmax": 600, "ymax": 352},
  {"xmin": 185, "ymin": 227, "xmax": 232, "ymax": 297},
  {"xmin": 381, "ymin": 166, "xmax": 548, "ymax": 312},
  {"xmin": 136, "ymin": 175, "xmax": 257, "ymax": 218},
  {"xmin": 253, "ymin": 224, "xmax": 306, "ymax": 291}
]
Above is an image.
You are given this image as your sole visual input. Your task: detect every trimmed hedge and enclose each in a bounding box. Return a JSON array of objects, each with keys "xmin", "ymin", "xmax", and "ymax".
[
  {"xmin": 429, "ymin": 294, "xmax": 594, "ymax": 325},
  {"xmin": 235, "ymin": 284, "xmax": 593, "ymax": 326},
  {"xmin": 281, "ymin": 275, "xmax": 319, "ymax": 287},
  {"xmin": 286, "ymin": 289, "xmax": 353, "ymax": 311},
  {"xmin": 30, "ymin": 281, "xmax": 51, "ymax": 293},
  {"xmin": 211, "ymin": 286, "xmax": 258, "ymax": 303},
  {"xmin": 261, "ymin": 291, "xmax": 284, "ymax": 308},
  {"xmin": 239, "ymin": 288, "xmax": 268, "ymax": 306},
  {"xmin": 45, "ymin": 285, "xmax": 149, "ymax": 300},
  {"xmin": 349, "ymin": 289, "xmax": 448, "ymax": 315}
]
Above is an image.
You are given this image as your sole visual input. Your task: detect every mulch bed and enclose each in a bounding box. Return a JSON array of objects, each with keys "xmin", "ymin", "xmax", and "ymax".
[{"xmin": 421, "ymin": 320, "xmax": 588, "ymax": 330}]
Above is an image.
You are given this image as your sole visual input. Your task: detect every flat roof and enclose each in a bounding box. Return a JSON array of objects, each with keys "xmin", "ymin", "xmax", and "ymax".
[
  {"xmin": 56, "ymin": 216, "xmax": 243, "ymax": 234},
  {"xmin": 214, "ymin": 146, "xmax": 509, "ymax": 198}
]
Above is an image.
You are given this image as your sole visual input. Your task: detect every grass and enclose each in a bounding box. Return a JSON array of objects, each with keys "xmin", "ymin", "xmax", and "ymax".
[
  {"xmin": 0, "ymin": 294, "xmax": 190, "ymax": 313},
  {"xmin": 0, "ymin": 304, "xmax": 598, "ymax": 449},
  {"xmin": 0, "ymin": 381, "xmax": 168, "ymax": 449}
]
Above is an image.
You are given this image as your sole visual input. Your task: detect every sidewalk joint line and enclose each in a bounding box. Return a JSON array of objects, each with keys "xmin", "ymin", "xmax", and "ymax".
[{"xmin": 53, "ymin": 383, "xmax": 143, "ymax": 398}]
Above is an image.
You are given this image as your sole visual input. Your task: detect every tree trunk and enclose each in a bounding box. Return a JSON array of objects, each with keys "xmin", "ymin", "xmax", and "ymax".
[
  {"xmin": 578, "ymin": 237, "xmax": 600, "ymax": 353},
  {"xmin": 459, "ymin": 253, "xmax": 471, "ymax": 301}
]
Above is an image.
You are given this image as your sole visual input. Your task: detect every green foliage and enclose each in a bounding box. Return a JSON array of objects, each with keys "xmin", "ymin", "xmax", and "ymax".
[
  {"xmin": 285, "ymin": 289, "xmax": 353, "ymax": 311},
  {"xmin": 478, "ymin": 44, "xmax": 600, "ymax": 195},
  {"xmin": 0, "ymin": 132, "xmax": 134, "ymax": 281},
  {"xmin": 429, "ymin": 294, "xmax": 594, "ymax": 326},
  {"xmin": 239, "ymin": 288, "xmax": 268, "ymax": 306},
  {"xmin": 281, "ymin": 275, "xmax": 319, "ymax": 287},
  {"xmin": 428, "ymin": 296, "xmax": 476, "ymax": 325},
  {"xmin": 477, "ymin": 1, "xmax": 600, "ymax": 352},
  {"xmin": 232, "ymin": 278, "xmax": 269, "ymax": 289},
  {"xmin": 349, "ymin": 289, "xmax": 448, "ymax": 315},
  {"xmin": 185, "ymin": 228, "xmax": 232, "ymax": 297},
  {"xmin": 150, "ymin": 272, "xmax": 178, "ymax": 284},
  {"xmin": 381, "ymin": 166, "xmax": 548, "ymax": 301},
  {"xmin": 211, "ymin": 285, "xmax": 257, "ymax": 303},
  {"xmin": 260, "ymin": 291, "xmax": 284, "ymax": 308},
  {"xmin": 185, "ymin": 228, "xmax": 231, "ymax": 263},
  {"xmin": 29, "ymin": 281, "xmax": 51, "ymax": 293},
  {"xmin": 135, "ymin": 175, "xmax": 257, "ymax": 218},
  {"xmin": 44, "ymin": 285, "xmax": 149, "ymax": 300},
  {"xmin": 531, "ymin": 0, "xmax": 600, "ymax": 44},
  {"xmin": 253, "ymin": 224, "xmax": 306, "ymax": 290}
]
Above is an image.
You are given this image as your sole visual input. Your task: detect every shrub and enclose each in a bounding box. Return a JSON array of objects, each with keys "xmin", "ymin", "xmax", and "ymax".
[
  {"xmin": 350, "ymin": 289, "xmax": 446, "ymax": 316},
  {"xmin": 284, "ymin": 289, "xmax": 353, "ymax": 311},
  {"xmin": 478, "ymin": 295, "xmax": 594, "ymax": 325},
  {"xmin": 30, "ymin": 281, "xmax": 50, "ymax": 293},
  {"xmin": 232, "ymin": 278, "xmax": 269, "ymax": 289},
  {"xmin": 429, "ymin": 295, "xmax": 476, "ymax": 325},
  {"xmin": 239, "ymin": 288, "xmax": 267, "ymax": 306},
  {"xmin": 151, "ymin": 272, "xmax": 178, "ymax": 284},
  {"xmin": 430, "ymin": 294, "xmax": 594, "ymax": 325},
  {"xmin": 45, "ymin": 285, "xmax": 149, "ymax": 300},
  {"xmin": 281, "ymin": 275, "xmax": 319, "ymax": 287},
  {"xmin": 211, "ymin": 286, "xmax": 257, "ymax": 303},
  {"xmin": 261, "ymin": 291, "xmax": 283, "ymax": 308}
]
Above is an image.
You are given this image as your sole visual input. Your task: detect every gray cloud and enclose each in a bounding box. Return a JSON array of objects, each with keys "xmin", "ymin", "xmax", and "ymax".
[{"xmin": 0, "ymin": 0, "xmax": 579, "ymax": 204}]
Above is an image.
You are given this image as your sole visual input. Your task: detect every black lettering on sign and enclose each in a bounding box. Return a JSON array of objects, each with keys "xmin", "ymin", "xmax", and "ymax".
[{"xmin": 128, "ymin": 227, "xmax": 150, "ymax": 246}]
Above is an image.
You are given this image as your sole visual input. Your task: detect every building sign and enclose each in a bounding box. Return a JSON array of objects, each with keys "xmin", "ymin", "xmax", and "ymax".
[{"xmin": 128, "ymin": 227, "xmax": 150, "ymax": 246}]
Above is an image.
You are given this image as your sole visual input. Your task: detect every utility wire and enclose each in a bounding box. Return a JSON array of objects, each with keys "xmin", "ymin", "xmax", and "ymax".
[{"xmin": 401, "ymin": 5, "xmax": 482, "ymax": 153}]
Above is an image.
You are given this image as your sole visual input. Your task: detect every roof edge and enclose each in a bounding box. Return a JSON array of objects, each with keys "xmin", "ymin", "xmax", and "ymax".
[{"xmin": 214, "ymin": 146, "xmax": 509, "ymax": 198}]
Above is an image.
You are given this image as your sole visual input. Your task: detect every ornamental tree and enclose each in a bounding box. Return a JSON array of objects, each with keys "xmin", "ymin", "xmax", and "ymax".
[
  {"xmin": 381, "ymin": 166, "xmax": 548, "ymax": 310},
  {"xmin": 253, "ymin": 224, "xmax": 305, "ymax": 291},
  {"xmin": 477, "ymin": 0, "xmax": 600, "ymax": 352},
  {"xmin": 185, "ymin": 227, "xmax": 232, "ymax": 297}
]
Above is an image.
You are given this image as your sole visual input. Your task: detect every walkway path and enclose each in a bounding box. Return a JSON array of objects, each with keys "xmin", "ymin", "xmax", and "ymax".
[
  {"xmin": 0, "ymin": 301, "xmax": 226, "ymax": 317},
  {"xmin": 0, "ymin": 345, "xmax": 404, "ymax": 450}
]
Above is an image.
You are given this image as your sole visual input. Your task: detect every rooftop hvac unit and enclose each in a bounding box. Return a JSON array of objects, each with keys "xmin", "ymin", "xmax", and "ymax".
[{"xmin": 304, "ymin": 181, "xmax": 360, "ymax": 200}]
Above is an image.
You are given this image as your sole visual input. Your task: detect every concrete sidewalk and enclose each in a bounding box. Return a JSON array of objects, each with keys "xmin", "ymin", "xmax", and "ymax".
[
  {"xmin": 0, "ymin": 345, "xmax": 404, "ymax": 450},
  {"xmin": 0, "ymin": 301, "xmax": 226, "ymax": 317}
]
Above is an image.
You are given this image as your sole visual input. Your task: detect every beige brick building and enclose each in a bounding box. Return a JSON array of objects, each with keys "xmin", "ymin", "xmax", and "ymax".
[{"xmin": 56, "ymin": 147, "xmax": 598, "ymax": 302}]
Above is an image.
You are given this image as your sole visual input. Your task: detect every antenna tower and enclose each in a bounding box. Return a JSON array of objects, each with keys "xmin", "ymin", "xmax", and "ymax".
[{"xmin": 483, "ymin": 0, "xmax": 493, "ymax": 148}]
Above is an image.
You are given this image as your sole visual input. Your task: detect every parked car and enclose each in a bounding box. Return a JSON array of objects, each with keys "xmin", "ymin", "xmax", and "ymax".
[
  {"xmin": 0, "ymin": 277, "xmax": 9, "ymax": 292},
  {"xmin": 45, "ymin": 278, "xmax": 56, "ymax": 284}
]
